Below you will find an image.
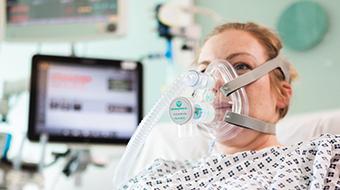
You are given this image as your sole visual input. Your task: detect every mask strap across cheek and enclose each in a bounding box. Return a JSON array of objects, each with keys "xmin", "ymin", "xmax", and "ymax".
[
  {"xmin": 224, "ymin": 112, "xmax": 276, "ymax": 134},
  {"xmin": 220, "ymin": 55, "xmax": 290, "ymax": 135},
  {"xmin": 220, "ymin": 56, "xmax": 290, "ymax": 97}
]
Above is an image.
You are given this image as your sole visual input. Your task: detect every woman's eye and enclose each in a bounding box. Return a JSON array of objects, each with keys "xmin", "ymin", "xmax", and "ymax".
[{"xmin": 233, "ymin": 63, "xmax": 252, "ymax": 74}]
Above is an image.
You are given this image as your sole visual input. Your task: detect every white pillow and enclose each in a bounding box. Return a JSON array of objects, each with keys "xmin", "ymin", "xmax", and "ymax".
[{"xmin": 277, "ymin": 109, "xmax": 340, "ymax": 145}]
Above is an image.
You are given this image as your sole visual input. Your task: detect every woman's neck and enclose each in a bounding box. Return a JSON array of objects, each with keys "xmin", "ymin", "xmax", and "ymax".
[{"xmin": 216, "ymin": 134, "xmax": 281, "ymax": 154}]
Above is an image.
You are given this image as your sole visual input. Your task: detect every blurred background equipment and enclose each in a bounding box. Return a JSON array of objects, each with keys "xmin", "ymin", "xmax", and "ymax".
[
  {"xmin": 0, "ymin": 79, "xmax": 29, "ymax": 123},
  {"xmin": 28, "ymin": 54, "xmax": 143, "ymax": 145},
  {"xmin": 155, "ymin": 1, "xmax": 222, "ymax": 58},
  {"xmin": 27, "ymin": 55, "xmax": 143, "ymax": 187},
  {"xmin": 148, "ymin": 1, "xmax": 222, "ymax": 87},
  {"xmin": 5, "ymin": 0, "xmax": 126, "ymax": 41},
  {"xmin": 0, "ymin": 129, "xmax": 46, "ymax": 190},
  {"xmin": 0, "ymin": 54, "xmax": 143, "ymax": 189}
]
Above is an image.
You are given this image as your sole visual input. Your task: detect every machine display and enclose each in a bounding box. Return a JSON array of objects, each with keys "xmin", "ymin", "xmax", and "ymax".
[
  {"xmin": 5, "ymin": 0, "xmax": 125, "ymax": 41},
  {"xmin": 28, "ymin": 55, "xmax": 142, "ymax": 144}
]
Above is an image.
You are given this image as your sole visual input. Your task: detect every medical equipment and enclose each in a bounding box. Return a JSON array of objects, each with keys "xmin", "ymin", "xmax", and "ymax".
[
  {"xmin": 150, "ymin": 1, "xmax": 223, "ymax": 68},
  {"xmin": 0, "ymin": 79, "xmax": 29, "ymax": 122},
  {"xmin": 169, "ymin": 56, "xmax": 291, "ymax": 141},
  {"xmin": 156, "ymin": 2, "xmax": 223, "ymax": 53},
  {"xmin": 113, "ymin": 55, "xmax": 291, "ymax": 188},
  {"xmin": 26, "ymin": 54, "xmax": 143, "ymax": 188},
  {"xmin": 5, "ymin": 0, "xmax": 126, "ymax": 41},
  {"xmin": 0, "ymin": 132, "xmax": 11, "ymax": 160},
  {"xmin": 0, "ymin": 134, "xmax": 46, "ymax": 190},
  {"xmin": 156, "ymin": 3, "xmax": 199, "ymax": 56},
  {"xmin": 28, "ymin": 54, "xmax": 143, "ymax": 144}
]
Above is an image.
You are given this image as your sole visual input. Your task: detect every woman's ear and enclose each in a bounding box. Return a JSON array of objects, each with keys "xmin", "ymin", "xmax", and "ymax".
[{"xmin": 276, "ymin": 81, "xmax": 292, "ymax": 109}]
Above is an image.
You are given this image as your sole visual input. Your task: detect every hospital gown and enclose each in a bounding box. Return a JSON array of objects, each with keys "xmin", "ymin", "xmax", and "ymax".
[{"xmin": 120, "ymin": 134, "xmax": 340, "ymax": 189}]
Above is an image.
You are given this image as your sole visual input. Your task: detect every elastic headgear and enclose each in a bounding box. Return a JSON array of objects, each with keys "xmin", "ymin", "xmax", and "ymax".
[{"xmin": 220, "ymin": 55, "xmax": 290, "ymax": 135}]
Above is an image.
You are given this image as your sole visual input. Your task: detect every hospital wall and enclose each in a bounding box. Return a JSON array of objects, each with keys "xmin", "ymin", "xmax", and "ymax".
[{"xmin": 196, "ymin": 0, "xmax": 340, "ymax": 114}]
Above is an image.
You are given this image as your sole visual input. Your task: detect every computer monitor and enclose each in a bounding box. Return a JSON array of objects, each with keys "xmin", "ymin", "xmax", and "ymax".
[
  {"xmin": 5, "ymin": 0, "xmax": 126, "ymax": 41},
  {"xmin": 28, "ymin": 54, "xmax": 143, "ymax": 144}
]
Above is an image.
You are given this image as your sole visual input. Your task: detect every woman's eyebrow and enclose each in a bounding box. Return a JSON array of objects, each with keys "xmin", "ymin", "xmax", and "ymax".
[
  {"xmin": 197, "ymin": 52, "xmax": 255, "ymax": 66},
  {"xmin": 226, "ymin": 52, "xmax": 254, "ymax": 60}
]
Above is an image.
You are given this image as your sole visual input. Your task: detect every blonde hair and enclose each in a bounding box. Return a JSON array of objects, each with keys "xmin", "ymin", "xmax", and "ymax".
[{"xmin": 205, "ymin": 22, "xmax": 298, "ymax": 119}]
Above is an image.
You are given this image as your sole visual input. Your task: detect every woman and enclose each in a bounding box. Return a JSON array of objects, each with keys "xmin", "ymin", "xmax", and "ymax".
[
  {"xmin": 120, "ymin": 22, "xmax": 339, "ymax": 189},
  {"xmin": 198, "ymin": 22, "xmax": 296, "ymax": 154}
]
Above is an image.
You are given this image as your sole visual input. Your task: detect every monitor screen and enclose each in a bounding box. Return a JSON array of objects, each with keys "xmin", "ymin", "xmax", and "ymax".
[
  {"xmin": 28, "ymin": 55, "xmax": 142, "ymax": 144},
  {"xmin": 5, "ymin": 0, "xmax": 125, "ymax": 41}
]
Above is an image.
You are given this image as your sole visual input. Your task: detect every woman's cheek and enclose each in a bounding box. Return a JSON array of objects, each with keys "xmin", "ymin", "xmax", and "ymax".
[{"xmin": 244, "ymin": 76, "xmax": 273, "ymax": 119}]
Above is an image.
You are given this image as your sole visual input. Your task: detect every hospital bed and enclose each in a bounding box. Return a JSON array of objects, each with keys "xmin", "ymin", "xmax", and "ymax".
[{"xmin": 133, "ymin": 109, "xmax": 340, "ymax": 175}]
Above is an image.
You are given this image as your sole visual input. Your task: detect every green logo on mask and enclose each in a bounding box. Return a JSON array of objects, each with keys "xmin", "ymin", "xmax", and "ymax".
[
  {"xmin": 176, "ymin": 101, "xmax": 182, "ymax": 107},
  {"xmin": 194, "ymin": 105, "xmax": 202, "ymax": 119}
]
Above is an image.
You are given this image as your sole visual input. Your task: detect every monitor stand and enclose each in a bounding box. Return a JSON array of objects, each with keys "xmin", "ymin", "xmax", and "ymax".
[
  {"xmin": 61, "ymin": 147, "xmax": 106, "ymax": 187},
  {"xmin": 62, "ymin": 148, "xmax": 90, "ymax": 186},
  {"xmin": 36, "ymin": 134, "xmax": 107, "ymax": 188},
  {"xmin": 36, "ymin": 133, "xmax": 105, "ymax": 187}
]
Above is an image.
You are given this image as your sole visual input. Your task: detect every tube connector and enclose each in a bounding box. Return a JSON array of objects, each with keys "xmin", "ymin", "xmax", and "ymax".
[{"xmin": 183, "ymin": 70, "xmax": 213, "ymax": 89}]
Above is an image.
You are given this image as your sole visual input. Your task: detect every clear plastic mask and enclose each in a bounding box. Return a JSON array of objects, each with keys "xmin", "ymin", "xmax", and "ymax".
[{"xmin": 169, "ymin": 60, "xmax": 248, "ymax": 142}]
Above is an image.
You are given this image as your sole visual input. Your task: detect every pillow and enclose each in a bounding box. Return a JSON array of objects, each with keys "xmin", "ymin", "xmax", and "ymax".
[{"xmin": 276, "ymin": 109, "xmax": 340, "ymax": 145}]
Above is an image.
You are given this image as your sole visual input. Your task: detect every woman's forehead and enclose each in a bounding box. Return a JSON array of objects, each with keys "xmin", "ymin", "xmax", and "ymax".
[{"xmin": 198, "ymin": 30, "xmax": 267, "ymax": 64}]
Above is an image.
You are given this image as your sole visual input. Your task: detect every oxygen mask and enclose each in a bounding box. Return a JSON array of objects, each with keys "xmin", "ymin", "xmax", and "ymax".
[{"xmin": 169, "ymin": 60, "xmax": 248, "ymax": 142}]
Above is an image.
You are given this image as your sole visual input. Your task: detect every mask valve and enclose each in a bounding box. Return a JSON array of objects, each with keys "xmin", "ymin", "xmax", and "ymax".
[{"xmin": 183, "ymin": 70, "xmax": 214, "ymax": 90}]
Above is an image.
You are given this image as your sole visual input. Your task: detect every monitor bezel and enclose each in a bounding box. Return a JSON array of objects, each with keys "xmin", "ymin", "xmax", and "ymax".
[{"xmin": 28, "ymin": 54, "xmax": 143, "ymax": 144}]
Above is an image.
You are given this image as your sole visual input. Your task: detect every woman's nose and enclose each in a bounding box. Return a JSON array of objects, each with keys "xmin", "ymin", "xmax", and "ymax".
[{"xmin": 212, "ymin": 79, "xmax": 224, "ymax": 94}]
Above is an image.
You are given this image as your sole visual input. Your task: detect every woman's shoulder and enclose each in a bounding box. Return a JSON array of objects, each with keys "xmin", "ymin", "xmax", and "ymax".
[
  {"xmin": 296, "ymin": 133, "xmax": 340, "ymax": 147},
  {"xmin": 315, "ymin": 133, "xmax": 340, "ymax": 140},
  {"xmin": 287, "ymin": 133, "xmax": 340, "ymax": 157}
]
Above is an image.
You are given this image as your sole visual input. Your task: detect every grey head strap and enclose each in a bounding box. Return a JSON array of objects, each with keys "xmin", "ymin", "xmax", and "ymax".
[
  {"xmin": 224, "ymin": 112, "xmax": 276, "ymax": 134},
  {"xmin": 220, "ymin": 56, "xmax": 291, "ymax": 96}
]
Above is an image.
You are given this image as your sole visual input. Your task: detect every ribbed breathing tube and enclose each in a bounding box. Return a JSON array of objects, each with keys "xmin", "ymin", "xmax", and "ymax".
[{"xmin": 113, "ymin": 73, "xmax": 188, "ymax": 188}]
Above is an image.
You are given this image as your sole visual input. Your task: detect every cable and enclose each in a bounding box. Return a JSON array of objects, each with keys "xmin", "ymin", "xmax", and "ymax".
[
  {"xmin": 2, "ymin": 134, "xmax": 12, "ymax": 160},
  {"xmin": 165, "ymin": 39, "xmax": 174, "ymax": 65},
  {"xmin": 44, "ymin": 149, "xmax": 71, "ymax": 168},
  {"xmin": 138, "ymin": 53, "xmax": 164, "ymax": 62},
  {"xmin": 62, "ymin": 155, "xmax": 78, "ymax": 177}
]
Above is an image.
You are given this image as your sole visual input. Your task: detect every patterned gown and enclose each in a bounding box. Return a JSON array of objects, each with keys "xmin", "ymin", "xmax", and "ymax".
[{"xmin": 120, "ymin": 134, "xmax": 340, "ymax": 190}]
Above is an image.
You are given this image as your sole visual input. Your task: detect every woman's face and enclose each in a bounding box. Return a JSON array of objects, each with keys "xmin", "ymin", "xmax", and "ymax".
[{"xmin": 198, "ymin": 30, "xmax": 279, "ymax": 141}]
